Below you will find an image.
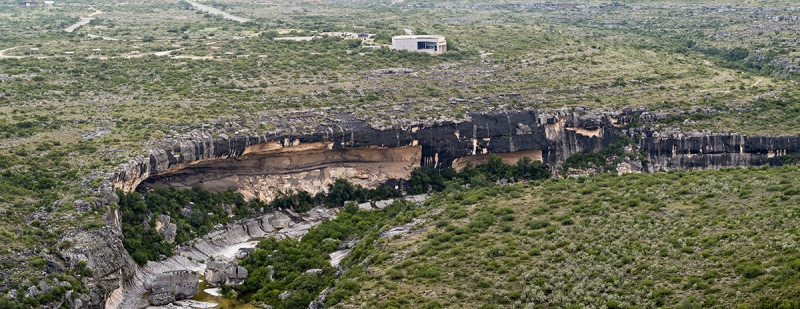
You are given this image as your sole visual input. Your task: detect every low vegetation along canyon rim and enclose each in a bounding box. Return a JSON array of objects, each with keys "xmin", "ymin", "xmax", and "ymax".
[{"xmin": 1, "ymin": 0, "xmax": 800, "ymax": 308}]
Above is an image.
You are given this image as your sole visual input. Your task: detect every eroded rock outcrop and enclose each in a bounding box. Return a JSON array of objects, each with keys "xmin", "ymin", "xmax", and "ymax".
[
  {"xmin": 107, "ymin": 207, "xmax": 337, "ymax": 309},
  {"xmin": 205, "ymin": 261, "xmax": 248, "ymax": 287},
  {"xmin": 60, "ymin": 226, "xmax": 138, "ymax": 309},
  {"xmin": 155, "ymin": 214, "xmax": 178, "ymax": 243},
  {"xmin": 114, "ymin": 110, "xmax": 625, "ymax": 196},
  {"xmin": 113, "ymin": 109, "xmax": 800, "ymax": 198},
  {"xmin": 147, "ymin": 270, "xmax": 198, "ymax": 305}
]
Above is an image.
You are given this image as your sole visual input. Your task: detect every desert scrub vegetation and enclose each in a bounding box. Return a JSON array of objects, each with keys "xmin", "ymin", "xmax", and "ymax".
[
  {"xmin": 335, "ymin": 165, "xmax": 800, "ymax": 308},
  {"xmin": 1, "ymin": 0, "xmax": 800, "ymax": 307}
]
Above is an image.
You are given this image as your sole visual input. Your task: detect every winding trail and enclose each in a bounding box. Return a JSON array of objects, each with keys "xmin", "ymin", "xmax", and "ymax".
[
  {"xmin": 188, "ymin": 1, "xmax": 249, "ymax": 23},
  {"xmin": 0, "ymin": 47, "xmax": 23, "ymax": 59},
  {"xmin": 64, "ymin": 9, "xmax": 102, "ymax": 32},
  {"xmin": 0, "ymin": 47, "xmax": 198, "ymax": 60}
]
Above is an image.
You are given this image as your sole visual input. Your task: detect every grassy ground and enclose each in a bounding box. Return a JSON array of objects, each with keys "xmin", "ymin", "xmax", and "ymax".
[{"xmin": 340, "ymin": 166, "xmax": 800, "ymax": 308}]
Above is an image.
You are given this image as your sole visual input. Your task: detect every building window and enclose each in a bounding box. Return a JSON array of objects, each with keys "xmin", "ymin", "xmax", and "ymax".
[{"xmin": 417, "ymin": 41, "xmax": 437, "ymax": 50}]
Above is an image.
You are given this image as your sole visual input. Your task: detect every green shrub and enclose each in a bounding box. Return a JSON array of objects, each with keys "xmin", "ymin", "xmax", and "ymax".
[
  {"xmin": 386, "ymin": 269, "xmax": 403, "ymax": 280},
  {"xmin": 528, "ymin": 220, "xmax": 550, "ymax": 230},
  {"xmin": 735, "ymin": 262, "xmax": 765, "ymax": 279}
]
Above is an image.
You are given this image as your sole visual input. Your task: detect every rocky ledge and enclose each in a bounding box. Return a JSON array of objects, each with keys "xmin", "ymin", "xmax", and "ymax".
[{"xmin": 111, "ymin": 108, "xmax": 799, "ymax": 195}]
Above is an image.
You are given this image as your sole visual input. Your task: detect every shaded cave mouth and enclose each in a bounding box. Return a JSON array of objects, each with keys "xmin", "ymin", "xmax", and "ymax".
[
  {"xmin": 136, "ymin": 145, "xmax": 425, "ymax": 202},
  {"xmin": 134, "ymin": 143, "xmax": 546, "ymax": 202}
]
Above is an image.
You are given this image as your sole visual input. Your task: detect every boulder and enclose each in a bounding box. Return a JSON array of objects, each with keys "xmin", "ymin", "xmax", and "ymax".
[
  {"xmin": 148, "ymin": 270, "xmax": 199, "ymax": 306},
  {"xmin": 236, "ymin": 247, "xmax": 256, "ymax": 259},
  {"xmin": 155, "ymin": 214, "xmax": 171, "ymax": 234},
  {"xmin": 162, "ymin": 222, "xmax": 177, "ymax": 243},
  {"xmin": 25, "ymin": 285, "xmax": 41, "ymax": 298},
  {"xmin": 155, "ymin": 214, "xmax": 178, "ymax": 243},
  {"xmin": 74, "ymin": 200, "xmax": 92, "ymax": 213},
  {"xmin": 204, "ymin": 261, "xmax": 248, "ymax": 287}
]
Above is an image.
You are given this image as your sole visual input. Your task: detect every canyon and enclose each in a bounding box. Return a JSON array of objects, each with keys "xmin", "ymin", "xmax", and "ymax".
[{"xmin": 69, "ymin": 108, "xmax": 800, "ymax": 309}]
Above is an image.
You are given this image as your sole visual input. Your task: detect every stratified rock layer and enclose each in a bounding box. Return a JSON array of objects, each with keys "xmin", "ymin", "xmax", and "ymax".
[{"xmin": 112, "ymin": 109, "xmax": 800, "ymax": 196}]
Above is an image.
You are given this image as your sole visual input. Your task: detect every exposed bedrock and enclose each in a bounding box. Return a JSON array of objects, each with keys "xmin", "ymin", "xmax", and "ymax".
[
  {"xmin": 60, "ymin": 226, "xmax": 138, "ymax": 309},
  {"xmin": 106, "ymin": 207, "xmax": 337, "ymax": 309},
  {"xmin": 114, "ymin": 110, "xmax": 624, "ymax": 195},
  {"xmin": 640, "ymin": 131, "xmax": 800, "ymax": 171},
  {"xmin": 147, "ymin": 270, "xmax": 198, "ymax": 306},
  {"xmin": 113, "ymin": 109, "xmax": 800, "ymax": 197},
  {"xmin": 204, "ymin": 261, "xmax": 248, "ymax": 287},
  {"xmin": 137, "ymin": 144, "xmax": 422, "ymax": 202}
]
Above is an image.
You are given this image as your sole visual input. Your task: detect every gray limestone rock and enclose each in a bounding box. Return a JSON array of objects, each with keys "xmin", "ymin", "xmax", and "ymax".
[
  {"xmin": 162, "ymin": 223, "xmax": 177, "ymax": 243},
  {"xmin": 516, "ymin": 123, "xmax": 532, "ymax": 135},
  {"xmin": 26, "ymin": 285, "xmax": 41, "ymax": 298},
  {"xmin": 148, "ymin": 270, "xmax": 199, "ymax": 306},
  {"xmin": 181, "ymin": 204, "xmax": 193, "ymax": 217},
  {"xmin": 156, "ymin": 214, "xmax": 171, "ymax": 234},
  {"xmin": 38, "ymin": 280, "xmax": 53, "ymax": 295},
  {"xmin": 308, "ymin": 301, "xmax": 324, "ymax": 309},
  {"xmin": 60, "ymin": 226, "xmax": 137, "ymax": 308},
  {"xmin": 155, "ymin": 214, "xmax": 178, "ymax": 243},
  {"xmin": 236, "ymin": 247, "xmax": 255, "ymax": 259},
  {"xmin": 74, "ymin": 200, "xmax": 92, "ymax": 213},
  {"xmin": 204, "ymin": 261, "xmax": 248, "ymax": 287},
  {"xmin": 279, "ymin": 290, "xmax": 293, "ymax": 300},
  {"xmin": 309, "ymin": 287, "xmax": 333, "ymax": 309}
]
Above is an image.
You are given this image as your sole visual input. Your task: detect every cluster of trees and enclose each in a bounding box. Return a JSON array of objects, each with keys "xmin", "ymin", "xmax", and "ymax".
[
  {"xmin": 118, "ymin": 186, "xmax": 264, "ymax": 265},
  {"xmin": 237, "ymin": 199, "xmax": 417, "ymax": 309},
  {"xmin": 408, "ymin": 155, "xmax": 550, "ymax": 194},
  {"xmin": 0, "ymin": 115, "xmax": 62, "ymax": 139},
  {"xmin": 687, "ymin": 44, "xmax": 796, "ymax": 77},
  {"xmin": 561, "ymin": 137, "xmax": 645, "ymax": 173},
  {"xmin": 119, "ymin": 179, "xmax": 401, "ymax": 265},
  {"xmin": 231, "ymin": 156, "xmax": 549, "ymax": 307},
  {"xmin": 769, "ymin": 154, "xmax": 800, "ymax": 167},
  {"xmin": 271, "ymin": 180, "xmax": 400, "ymax": 213}
]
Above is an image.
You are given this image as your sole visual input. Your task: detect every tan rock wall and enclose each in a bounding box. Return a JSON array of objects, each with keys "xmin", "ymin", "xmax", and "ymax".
[{"xmin": 138, "ymin": 145, "xmax": 421, "ymax": 202}]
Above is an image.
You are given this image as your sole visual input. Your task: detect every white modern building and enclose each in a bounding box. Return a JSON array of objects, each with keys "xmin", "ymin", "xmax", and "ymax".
[{"xmin": 391, "ymin": 35, "xmax": 447, "ymax": 55}]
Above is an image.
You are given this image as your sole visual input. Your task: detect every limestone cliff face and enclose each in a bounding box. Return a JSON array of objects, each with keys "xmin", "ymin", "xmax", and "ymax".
[
  {"xmin": 60, "ymin": 226, "xmax": 138, "ymax": 309},
  {"xmin": 639, "ymin": 130, "xmax": 800, "ymax": 172},
  {"xmin": 112, "ymin": 109, "xmax": 800, "ymax": 197},
  {"xmin": 137, "ymin": 145, "xmax": 422, "ymax": 202},
  {"xmin": 112, "ymin": 109, "xmax": 630, "ymax": 195},
  {"xmin": 94, "ymin": 108, "xmax": 799, "ymax": 309}
]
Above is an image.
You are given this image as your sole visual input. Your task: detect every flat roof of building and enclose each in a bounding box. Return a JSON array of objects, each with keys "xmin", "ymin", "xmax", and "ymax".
[{"xmin": 392, "ymin": 35, "xmax": 445, "ymax": 40}]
